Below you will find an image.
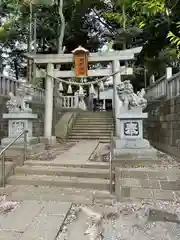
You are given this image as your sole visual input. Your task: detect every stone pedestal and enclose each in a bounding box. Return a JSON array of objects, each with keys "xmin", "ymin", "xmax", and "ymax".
[
  {"xmin": 1, "ymin": 112, "xmax": 38, "ymax": 146},
  {"xmin": 114, "ymin": 110, "xmax": 157, "ymax": 160}
]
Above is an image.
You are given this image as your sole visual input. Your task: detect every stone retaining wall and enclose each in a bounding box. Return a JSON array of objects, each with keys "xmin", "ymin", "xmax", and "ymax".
[{"xmin": 145, "ymin": 96, "xmax": 180, "ymax": 158}]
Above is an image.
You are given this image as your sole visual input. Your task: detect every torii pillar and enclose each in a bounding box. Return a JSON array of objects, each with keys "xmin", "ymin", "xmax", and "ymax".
[
  {"xmin": 44, "ymin": 63, "xmax": 55, "ymax": 143},
  {"xmin": 112, "ymin": 59, "xmax": 121, "ymax": 136}
]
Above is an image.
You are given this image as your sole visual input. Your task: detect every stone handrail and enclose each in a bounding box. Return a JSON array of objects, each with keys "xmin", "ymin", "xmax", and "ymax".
[
  {"xmin": 146, "ymin": 72, "xmax": 180, "ymax": 100},
  {"xmin": 0, "ymin": 74, "xmax": 45, "ymax": 104}
]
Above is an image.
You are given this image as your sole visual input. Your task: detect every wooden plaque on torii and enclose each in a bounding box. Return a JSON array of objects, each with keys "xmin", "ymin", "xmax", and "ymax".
[{"xmin": 72, "ymin": 46, "xmax": 89, "ymax": 78}]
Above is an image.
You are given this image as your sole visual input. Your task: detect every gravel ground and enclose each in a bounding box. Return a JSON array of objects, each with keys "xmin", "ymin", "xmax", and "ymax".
[
  {"xmin": 157, "ymin": 151, "xmax": 180, "ymax": 169},
  {"xmin": 91, "ymin": 143, "xmax": 180, "ymax": 170},
  {"xmin": 30, "ymin": 142, "xmax": 77, "ymax": 161},
  {"xmin": 57, "ymin": 199, "xmax": 180, "ymax": 240}
]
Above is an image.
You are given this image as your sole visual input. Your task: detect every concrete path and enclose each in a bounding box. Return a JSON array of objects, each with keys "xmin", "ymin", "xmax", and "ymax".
[
  {"xmin": 53, "ymin": 140, "xmax": 99, "ymax": 164},
  {"xmin": 0, "ymin": 200, "xmax": 71, "ymax": 240}
]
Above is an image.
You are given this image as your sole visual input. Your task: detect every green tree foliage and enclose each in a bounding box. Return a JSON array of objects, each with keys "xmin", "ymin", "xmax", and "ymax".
[
  {"xmin": 102, "ymin": 0, "xmax": 180, "ymax": 85},
  {"xmin": 0, "ymin": 0, "xmax": 180, "ymax": 88},
  {"xmin": 0, "ymin": 0, "xmax": 108, "ymax": 78}
]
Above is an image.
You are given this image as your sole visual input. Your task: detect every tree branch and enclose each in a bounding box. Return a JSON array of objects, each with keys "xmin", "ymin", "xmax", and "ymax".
[{"xmin": 92, "ymin": 8, "xmax": 117, "ymax": 35}]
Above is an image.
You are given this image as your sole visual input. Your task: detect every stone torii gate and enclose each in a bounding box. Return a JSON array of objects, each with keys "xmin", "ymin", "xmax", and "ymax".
[{"xmin": 25, "ymin": 46, "xmax": 142, "ymax": 143}]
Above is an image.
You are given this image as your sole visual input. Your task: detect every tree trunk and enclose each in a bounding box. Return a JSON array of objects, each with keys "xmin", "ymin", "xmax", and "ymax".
[
  {"xmin": 14, "ymin": 59, "xmax": 19, "ymax": 80},
  {"xmin": 0, "ymin": 51, "xmax": 3, "ymax": 74},
  {"xmin": 27, "ymin": 1, "xmax": 33, "ymax": 82},
  {"xmin": 57, "ymin": 0, "xmax": 65, "ymax": 54},
  {"xmin": 55, "ymin": 0, "xmax": 66, "ymax": 100}
]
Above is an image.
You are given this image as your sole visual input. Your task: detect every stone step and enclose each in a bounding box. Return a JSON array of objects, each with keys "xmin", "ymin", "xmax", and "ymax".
[
  {"xmin": 71, "ymin": 130, "xmax": 112, "ymax": 134},
  {"xmin": 73, "ymin": 126, "xmax": 113, "ymax": 130},
  {"xmin": 75, "ymin": 118, "xmax": 113, "ymax": 121},
  {"xmin": 69, "ymin": 132, "xmax": 111, "ymax": 136},
  {"xmin": 78, "ymin": 116, "xmax": 113, "ymax": 119},
  {"xmin": 68, "ymin": 139, "xmax": 111, "ymax": 143},
  {"xmin": 71, "ymin": 130, "xmax": 113, "ymax": 134},
  {"xmin": 121, "ymin": 168, "xmax": 180, "ymax": 181},
  {"xmin": 117, "ymin": 177, "xmax": 161, "ymax": 190},
  {"xmin": 116, "ymin": 185, "xmax": 177, "ymax": 201},
  {"xmin": 67, "ymin": 139, "xmax": 110, "ymax": 143},
  {"xmin": 68, "ymin": 135, "xmax": 111, "ymax": 140},
  {"xmin": 73, "ymin": 124, "xmax": 114, "ymax": 130},
  {"xmin": 2, "ymin": 185, "xmax": 115, "ymax": 203},
  {"xmin": 68, "ymin": 134, "xmax": 111, "ymax": 137},
  {"xmin": 24, "ymin": 160, "xmax": 109, "ymax": 169},
  {"xmin": 74, "ymin": 123, "xmax": 113, "ymax": 127},
  {"xmin": 7, "ymin": 174, "xmax": 110, "ymax": 191},
  {"xmin": 73, "ymin": 126, "xmax": 114, "ymax": 130},
  {"xmin": 115, "ymin": 167, "xmax": 175, "ymax": 181},
  {"xmin": 76, "ymin": 120, "xmax": 113, "ymax": 123},
  {"xmin": 76, "ymin": 119, "xmax": 113, "ymax": 122},
  {"xmin": 79, "ymin": 112, "xmax": 112, "ymax": 115},
  {"xmin": 76, "ymin": 117, "xmax": 113, "ymax": 119},
  {"xmin": 89, "ymin": 159, "xmax": 161, "ymax": 167},
  {"xmin": 15, "ymin": 165, "xmax": 109, "ymax": 179}
]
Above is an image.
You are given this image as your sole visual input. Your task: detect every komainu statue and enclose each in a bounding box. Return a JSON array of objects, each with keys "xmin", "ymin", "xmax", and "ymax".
[
  {"xmin": 116, "ymin": 80, "xmax": 147, "ymax": 112},
  {"xmin": 6, "ymin": 79, "xmax": 34, "ymax": 113}
]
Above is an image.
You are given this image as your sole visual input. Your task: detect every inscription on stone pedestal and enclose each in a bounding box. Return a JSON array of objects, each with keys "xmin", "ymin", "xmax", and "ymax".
[
  {"xmin": 11, "ymin": 121, "xmax": 25, "ymax": 136},
  {"xmin": 124, "ymin": 121, "xmax": 139, "ymax": 136}
]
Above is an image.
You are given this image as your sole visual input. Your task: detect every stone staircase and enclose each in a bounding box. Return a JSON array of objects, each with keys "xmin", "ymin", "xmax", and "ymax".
[
  {"xmin": 3, "ymin": 139, "xmax": 180, "ymax": 203},
  {"xmin": 68, "ymin": 111, "xmax": 114, "ymax": 142},
  {"xmin": 7, "ymin": 161, "xmax": 111, "ymax": 191},
  {"xmin": 5, "ymin": 141, "xmax": 114, "ymax": 198}
]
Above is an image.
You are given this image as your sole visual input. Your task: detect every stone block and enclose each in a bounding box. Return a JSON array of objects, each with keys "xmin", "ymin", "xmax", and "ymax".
[
  {"xmin": 139, "ymin": 179, "xmax": 160, "ymax": 189},
  {"xmin": 119, "ymin": 170, "xmax": 130, "ymax": 178},
  {"xmin": 118, "ymin": 178, "xmax": 140, "ymax": 187},
  {"xmin": 130, "ymin": 188, "xmax": 153, "ymax": 199},
  {"xmin": 39, "ymin": 137, "xmax": 50, "ymax": 144},
  {"xmin": 115, "ymin": 186, "xmax": 153, "ymax": 200},
  {"xmin": 147, "ymin": 171, "xmax": 168, "ymax": 180},
  {"xmin": 121, "ymin": 186, "xmax": 130, "ymax": 198},
  {"xmin": 129, "ymin": 170, "xmax": 148, "ymax": 179},
  {"xmin": 152, "ymin": 189, "xmax": 175, "ymax": 201},
  {"xmin": 1, "ymin": 136, "xmax": 39, "ymax": 146},
  {"xmin": 160, "ymin": 181, "xmax": 180, "ymax": 191},
  {"xmin": 114, "ymin": 147, "xmax": 158, "ymax": 160},
  {"xmin": 167, "ymin": 172, "xmax": 180, "ymax": 181},
  {"xmin": 114, "ymin": 138, "xmax": 150, "ymax": 149}
]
